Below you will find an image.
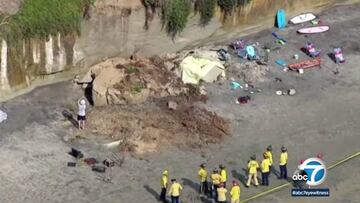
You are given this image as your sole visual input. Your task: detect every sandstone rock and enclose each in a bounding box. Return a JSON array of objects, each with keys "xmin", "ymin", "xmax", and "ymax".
[
  {"xmin": 92, "ymin": 67, "xmax": 125, "ymax": 106},
  {"xmin": 79, "ymin": 73, "xmax": 94, "ymax": 84},
  {"xmin": 164, "ymin": 53, "xmax": 177, "ymax": 60},
  {"xmin": 107, "ymin": 87, "xmax": 126, "ymax": 105},
  {"xmin": 166, "ymin": 86, "xmax": 183, "ymax": 96},
  {"xmin": 122, "ymin": 89, "xmax": 150, "ymax": 104},
  {"xmin": 167, "ymin": 101, "xmax": 177, "ymax": 110},
  {"xmin": 199, "ymin": 86, "xmax": 207, "ymax": 95},
  {"xmin": 111, "ymin": 57, "xmax": 129, "ymax": 66},
  {"xmin": 164, "ymin": 61, "xmax": 175, "ymax": 71}
]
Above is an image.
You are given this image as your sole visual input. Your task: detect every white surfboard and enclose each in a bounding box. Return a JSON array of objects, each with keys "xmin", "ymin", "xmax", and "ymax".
[{"xmin": 289, "ymin": 13, "xmax": 317, "ymax": 24}]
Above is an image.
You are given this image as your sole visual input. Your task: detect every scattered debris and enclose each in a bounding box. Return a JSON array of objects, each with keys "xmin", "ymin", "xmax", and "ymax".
[
  {"xmin": 230, "ymin": 81, "xmax": 242, "ymax": 90},
  {"xmin": 84, "ymin": 158, "xmax": 98, "ymax": 165},
  {"xmin": 67, "ymin": 162, "xmax": 76, "ymax": 167},
  {"xmin": 232, "ymin": 39, "xmax": 247, "ymax": 50},
  {"xmin": 272, "ymin": 32, "xmax": 287, "ymax": 43},
  {"xmin": 236, "ymin": 96, "xmax": 251, "ymax": 104},
  {"xmin": 199, "ymin": 86, "xmax": 207, "ymax": 95},
  {"xmin": 86, "ymin": 94, "xmax": 230, "ymax": 154},
  {"xmin": 288, "ymin": 89, "xmax": 297, "ymax": 96},
  {"xmin": 103, "ymin": 159, "xmax": 115, "ymax": 167},
  {"xmin": 333, "ymin": 47, "xmax": 345, "ymax": 63},
  {"xmin": 217, "ymin": 49, "xmax": 230, "ymax": 61},
  {"xmin": 0, "ymin": 109, "xmax": 7, "ymax": 123},
  {"xmin": 167, "ymin": 100, "xmax": 178, "ymax": 110},
  {"xmin": 276, "ymin": 90, "xmax": 283, "ymax": 96},
  {"xmin": 311, "ymin": 19, "xmax": 320, "ymax": 25},
  {"xmin": 105, "ymin": 140, "xmax": 122, "ymax": 149},
  {"xmin": 92, "ymin": 165, "xmax": 106, "ymax": 173},
  {"xmin": 111, "ymin": 152, "xmax": 126, "ymax": 167},
  {"xmin": 275, "ymin": 59, "xmax": 287, "ymax": 67},
  {"xmin": 304, "ymin": 43, "xmax": 321, "ymax": 58},
  {"xmin": 288, "ymin": 58, "xmax": 321, "ymax": 70},
  {"xmin": 275, "ymin": 77, "xmax": 282, "ymax": 83},
  {"xmin": 228, "ymin": 61, "xmax": 270, "ymax": 83},
  {"xmin": 69, "ymin": 148, "xmax": 84, "ymax": 159}
]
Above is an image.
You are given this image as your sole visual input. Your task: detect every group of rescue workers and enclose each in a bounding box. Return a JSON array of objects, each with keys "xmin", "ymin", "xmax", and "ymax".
[{"xmin": 160, "ymin": 145, "xmax": 288, "ymax": 203}]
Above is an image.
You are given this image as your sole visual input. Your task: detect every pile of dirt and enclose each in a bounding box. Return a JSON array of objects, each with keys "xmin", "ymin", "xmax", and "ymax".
[
  {"xmin": 86, "ymin": 94, "xmax": 230, "ymax": 154},
  {"xmin": 228, "ymin": 61, "xmax": 270, "ymax": 83},
  {"xmin": 87, "ymin": 56, "xmax": 188, "ymax": 106}
]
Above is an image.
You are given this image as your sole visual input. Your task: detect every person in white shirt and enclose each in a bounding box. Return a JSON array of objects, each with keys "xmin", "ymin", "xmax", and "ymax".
[{"xmin": 77, "ymin": 98, "xmax": 86, "ymax": 129}]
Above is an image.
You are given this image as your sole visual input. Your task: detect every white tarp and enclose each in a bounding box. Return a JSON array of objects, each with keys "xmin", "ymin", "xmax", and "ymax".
[{"xmin": 0, "ymin": 109, "xmax": 7, "ymax": 123}]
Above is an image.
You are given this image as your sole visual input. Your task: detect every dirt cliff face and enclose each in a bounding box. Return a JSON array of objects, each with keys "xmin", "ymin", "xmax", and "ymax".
[
  {"xmin": 0, "ymin": 0, "xmax": 352, "ymax": 98},
  {"xmin": 0, "ymin": 0, "xmax": 22, "ymax": 15}
]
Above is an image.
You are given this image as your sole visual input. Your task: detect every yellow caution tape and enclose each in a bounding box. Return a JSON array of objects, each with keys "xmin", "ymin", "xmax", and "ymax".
[{"xmin": 240, "ymin": 151, "xmax": 360, "ymax": 203}]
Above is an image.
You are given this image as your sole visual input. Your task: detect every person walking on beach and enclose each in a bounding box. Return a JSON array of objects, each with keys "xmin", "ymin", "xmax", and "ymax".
[
  {"xmin": 279, "ymin": 146, "xmax": 288, "ymax": 179},
  {"xmin": 77, "ymin": 98, "xmax": 86, "ymax": 129},
  {"xmin": 160, "ymin": 170, "xmax": 169, "ymax": 202},
  {"xmin": 246, "ymin": 155, "xmax": 259, "ymax": 187},
  {"xmin": 168, "ymin": 179, "xmax": 182, "ymax": 203}
]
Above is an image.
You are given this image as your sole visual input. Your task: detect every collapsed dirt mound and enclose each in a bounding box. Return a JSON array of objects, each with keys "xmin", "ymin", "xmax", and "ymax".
[
  {"xmin": 86, "ymin": 97, "xmax": 230, "ymax": 154},
  {"xmin": 228, "ymin": 61, "xmax": 270, "ymax": 83},
  {"xmin": 87, "ymin": 56, "xmax": 188, "ymax": 106}
]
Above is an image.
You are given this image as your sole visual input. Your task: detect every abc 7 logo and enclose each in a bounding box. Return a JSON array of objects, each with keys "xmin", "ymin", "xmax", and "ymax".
[{"xmin": 292, "ymin": 158, "xmax": 327, "ymax": 186}]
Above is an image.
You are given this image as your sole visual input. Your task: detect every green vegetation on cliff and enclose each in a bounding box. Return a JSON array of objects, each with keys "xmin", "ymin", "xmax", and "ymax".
[
  {"xmin": 196, "ymin": 0, "xmax": 217, "ymax": 25},
  {"xmin": 161, "ymin": 0, "xmax": 191, "ymax": 39},
  {"xmin": 1, "ymin": 0, "xmax": 94, "ymax": 41},
  {"xmin": 146, "ymin": 0, "xmax": 252, "ymax": 38}
]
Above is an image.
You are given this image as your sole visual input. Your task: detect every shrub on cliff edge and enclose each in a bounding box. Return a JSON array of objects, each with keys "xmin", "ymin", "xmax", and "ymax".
[
  {"xmin": 161, "ymin": 0, "xmax": 191, "ymax": 39},
  {"xmin": 196, "ymin": 0, "xmax": 217, "ymax": 26},
  {"xmin": 2, "ymin": 0, "xmax": 95, "ymax": 42}
]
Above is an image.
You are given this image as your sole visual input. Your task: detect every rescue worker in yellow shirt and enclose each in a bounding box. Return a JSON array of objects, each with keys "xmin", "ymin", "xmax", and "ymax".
[
  {"xmin": 217, "ymin": 183, "xmax": 227, "ymax": 203},
  {"xmin": 264, "ymin": 145, "xmax": 273, "ymax": 176},
  {"xmin": 198, "ymin": 163, "xmax": 208, "ymax": 195},
  {"xmin": 246, "ymin": 155, "xmax": 259, "ymax": 187},
  {"xmin": 261, "ymin": 153, "xmax": 271, "ymax": 186},
  {"xmin": 160, "ymin": 170, "xmax": 169, "ymax": 202},
  {"xmin": 230, "ymin": 180, "xmax": 241, "ymax": 203},
  {"xmin": 219, "ymin": 164, "xmax": 227, "ymax": 188},
  {"xmin": 210, "ymin": 169, "xmax": 221, "ymax": 200},
  {"xmin": 279, "ymin": 146, "xmax": 288, "ymax": 179},
  {"xmin": 168, "ymin": 178, "xmax": 182, "ymax": 203}
]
